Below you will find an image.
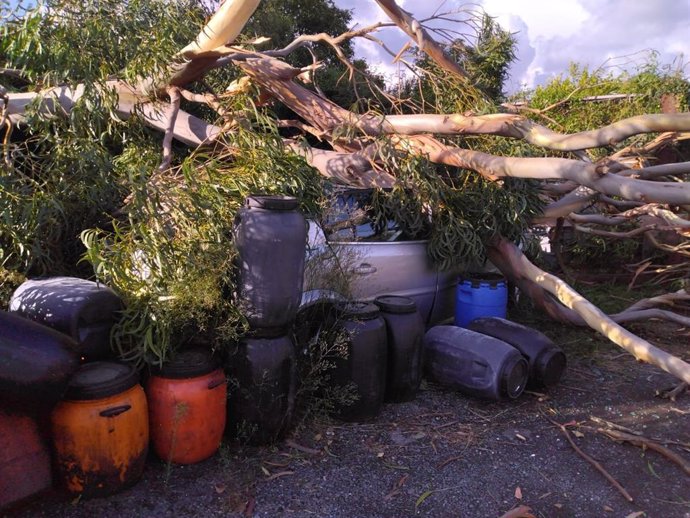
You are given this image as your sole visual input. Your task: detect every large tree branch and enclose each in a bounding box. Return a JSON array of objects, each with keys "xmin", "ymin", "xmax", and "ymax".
[
  {"xmin": 372, "ymin": 0, "xmax": 469, "ymax": 81},
  {"xmin": 488, "ymin": 237, "xmax": 690, "ymax": 385},
  {"xmin": 397, "ymin": 135, "xmax": 690, "ymax": 205}
]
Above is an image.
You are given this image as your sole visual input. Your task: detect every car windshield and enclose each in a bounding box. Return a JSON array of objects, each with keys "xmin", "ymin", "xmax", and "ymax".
[{"xmin": 321, "ymin": 188, "xmax": 401, "ymax": 242}]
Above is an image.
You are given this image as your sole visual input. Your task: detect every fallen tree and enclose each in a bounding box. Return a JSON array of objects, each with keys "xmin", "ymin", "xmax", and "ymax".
[{"xmin": 1, "ymin": 0, "xmax": 689, "ymax": 383}]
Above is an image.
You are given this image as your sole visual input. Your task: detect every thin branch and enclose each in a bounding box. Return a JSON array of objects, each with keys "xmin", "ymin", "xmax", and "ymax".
[
  {"xmin": 594, "ymin": 427, "xmax": 690, "ymax": 476},
  {"xmin": 158, "ymin": 87, "xmax": 181, "ymax": 172},
  {"xmin": 547, "ymin": 418, "xmax": 633, "ymax": 502}
]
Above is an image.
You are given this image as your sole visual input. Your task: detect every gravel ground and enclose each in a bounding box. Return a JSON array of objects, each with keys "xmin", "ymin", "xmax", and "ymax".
[{"xmin": 6, "ymin": 318, "xmax": 690, "ymax": 518}]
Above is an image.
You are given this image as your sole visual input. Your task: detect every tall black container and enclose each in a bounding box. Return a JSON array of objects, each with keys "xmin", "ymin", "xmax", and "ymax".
[
  {"xmin": 423, "ymin": 325, "xmax": 528, "ymax": 400},
  {"xmin": 468, "ymin": 317, "xmax": 567, "ymax": 388},
  {"xmin": 0, "ymin": 311, "xmax": 80, "ymax": 411},
  {"xmin": 226, "ymin": 335, "xmax": 296, "ymax": 444},
  {"xmin": 330, "ymin": 302, "xmax": 387, "ymax": 421},
  {"xmin": 9, "ymin": 277, "xmax": 123, "ymax": 361},
  {"xmin": 374, "ymin": 295, "xmax": 424, "ymax": 402},
  {"xmin": 234, "ymin": 195, "xmax": 307, "ymax": 335}
]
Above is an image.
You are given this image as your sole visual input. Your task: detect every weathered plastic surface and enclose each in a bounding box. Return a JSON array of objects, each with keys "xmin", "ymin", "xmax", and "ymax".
[
  {"xmin": 51, "ymin": 385, "xmax": 148, "ymax": 497},
  {"xmin": 468, "ymin": 317, "xmax": 567, "ymax": 388},
  {"xmin": 423, "ymin": 325, "xmax": 528, "ymax": 400},
  {"xmin": 9, "ymin": 276, "xmax": 123, "ymax": 360},
  {"xmin": 454, "ymin": 274, "xmax": 508, "ymax": 328},
  {"xmin": 147, "ymin": 367, "xmax": 227, "ymax": 464},
  {"xmin": 0, "ymin": 310, "xmax": 79, "ymax": 411},
  {"xmin": 234, "ymin": 195, "xmax": 307, "ymax": 334},
  {"xmin": 0, "ymin": 410, "xmax": 52, "ymax": 511},
  {"xmin": 374, "ymin": 296, "xmax": 424, "ymax": 402},
  {"xmin": 226, "ymin": 335, "xmax": 296, "ymax": 444},
  {"xmin": 51, "ymin": 365, "xmax": 148, "ymax": 497},
  {"xmin": 330, "ymin": 303, "xmax": 388, "ymax": 421}
]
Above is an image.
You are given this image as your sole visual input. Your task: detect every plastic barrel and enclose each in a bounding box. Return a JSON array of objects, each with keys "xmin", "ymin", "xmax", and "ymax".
[
  {"xmin": 51, "ymin": 362, "xmax": 149, "ymax": 497},
  {"xmin": 9, "ymin": 276, "xmax": 124, "ymax": 361},
  {"xmin": 424, "ymin": 325, "xmax": 528, "ymax": 400},
  {"xmin": 330, "ymin": 302, "xmax": 388, "ymax": 422},
  {"xmin": 454, "ymin": 273, "xmax": 508, "ymax": 328},
  {"xmin": 468, "ymin": 317, "xmax": 567, "ymax": 389},
  {"xmin": 146, "ymin": 348, "xmax": 227, "ymax": 464},
  {"xmin": 234, "ymin": 195, "xmax": 308, "ymax": 336}
]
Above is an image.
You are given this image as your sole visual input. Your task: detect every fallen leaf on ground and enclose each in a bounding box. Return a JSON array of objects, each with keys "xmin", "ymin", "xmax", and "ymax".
[
  {"xmin": 572, "ymin": 430, "xmax": 585, "ymax": 438},
  {"xmin": 214, "ymin": 483, "xmax": 226, "ymax": 494},
  {"xmin": 625, "ymin": 512, "xmax": 645, "ymax": 518},
  {"xmin": 515, "ymin": 433, "xmax": 527, "ymax": 441},
  {"xmin": 515, "ymin": 486, "xmax": 523, "ymax": 500},
  {"xmin": 415, "ymin": 490, "xmax": 436, "ymax": 511},
  {"xmin": 603, "ymin": 505, "xmax": 614, "ymax": 512},
  {"xmin": 498, "ymin": 505, "xmax": 536, "ymax": 518}
]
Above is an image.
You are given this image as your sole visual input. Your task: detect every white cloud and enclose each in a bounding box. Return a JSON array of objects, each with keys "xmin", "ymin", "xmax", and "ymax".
[{"xmin": 338, "ymin": 0, "xmax": 690, "ymax": 94}]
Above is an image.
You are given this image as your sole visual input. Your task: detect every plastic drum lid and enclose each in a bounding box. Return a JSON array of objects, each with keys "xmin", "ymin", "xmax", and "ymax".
[
  {"xmin": 245, "ymin": 195, "xmax": 299, "ymax": 211},
  {"xmin": 336, "ymin": 301, "xmax": 381, "ymax": 320},
  {"xmin": 459, "ymin": 273, "xmax": 506, "ymax": 289},
  {"xmin": 64, "ymin": 361, "xmax": 139, "ymax": 401},
  {"xmin": 500, "ymin": 355, "xmax": 529, "ymax": 399},
  {"xmin": 374, "ymin": 295, "xmax": 417, "ymax": 314},
  {"xmin": 153, "ymin": 348, "xmax": 219, "ymax": 379}
]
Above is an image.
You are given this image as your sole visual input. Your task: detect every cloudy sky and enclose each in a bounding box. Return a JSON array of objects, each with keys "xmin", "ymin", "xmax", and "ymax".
[{"xmin": 341, "ymin": 0, "xmax": 690, "ymax": 94}]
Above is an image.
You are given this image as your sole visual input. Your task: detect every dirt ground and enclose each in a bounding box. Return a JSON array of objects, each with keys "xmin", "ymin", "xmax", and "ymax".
[{"xmin": 6, "ymin": 297, "xmax": 690, "ymax": 518}]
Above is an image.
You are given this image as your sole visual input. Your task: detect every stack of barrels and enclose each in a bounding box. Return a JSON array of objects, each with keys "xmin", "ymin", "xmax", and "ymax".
[{"xmin": 228, "ymin": 195, "xmax": 306, "ymax": 444}]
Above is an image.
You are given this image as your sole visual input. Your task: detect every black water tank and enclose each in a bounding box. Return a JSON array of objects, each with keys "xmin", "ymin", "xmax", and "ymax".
[
  {"xmin": 374, "ymin": 295, "xmax": 424, "ymax": 403},
  {"xmin": 225, "ymin": 335, "xmax": 296, "ymax": 444},
  {"xmin": 9, "ymin": 277, "xmax": 123, "ymax": 361},
  {"xmin": 0, "ymin": 311, "xmax": 80, "ymax": 411},
  {"xmin": 234, "ymin": 195, "xmax": 307, "ymax": 334},
  {"xmin": 468, "ymin": 317, "xmax": 567, "ymax": 388},
  {"xmin": 330, "ymin": 302, "xmax": 387, "ymax": 421},
  {"xmin": 423, "ymin": 325, "xmax": 528, "ymax": 400}
]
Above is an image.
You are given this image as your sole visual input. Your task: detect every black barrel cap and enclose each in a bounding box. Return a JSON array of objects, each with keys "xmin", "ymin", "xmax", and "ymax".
[
  {"xmin": 459, "ymin": 272, "xmax": 506, "ymax": 289},
  {"xmin": 374, "ymin": 295, "xmax": 417, "ymax": 314},
  {"xmin": 500, "ymin": 354, "xmax": 528, "ymax": 399},
  {"xmin": 153, "ymin": 348, "xmax": 219, "ymax": 379},
  {"xmin": 336, "ymin": 301, "xmax": 380, "ymax": 321},
  {"xmin": 245, "ymin": 195, "xmax": 299, "ymax": 211},
  {"xmin": 64, "ymin": 361, "xmax": 139, "ymax": 401},
  {"xmin": 536, "ymin": 349, "xmax": 567, "ymax": 387}
]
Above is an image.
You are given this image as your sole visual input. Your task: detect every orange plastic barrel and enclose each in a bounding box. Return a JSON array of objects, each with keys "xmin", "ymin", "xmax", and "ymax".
[
  {"xmin": 50, "ymin": 362, "xmax": 148, "ymax": 497},
  {"xmin": 146, "ymin": 348, "xmax": 227, "ymax": 464},
  {"xmin": 0, "ymin": 410, "xmax": 52, "ymax": 510}
]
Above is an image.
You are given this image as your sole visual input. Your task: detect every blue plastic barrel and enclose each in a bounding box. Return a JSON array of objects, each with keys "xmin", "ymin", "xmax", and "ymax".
[{"xmin": 454, "ymin": 274, "xmax": 508, "ymax": 327}]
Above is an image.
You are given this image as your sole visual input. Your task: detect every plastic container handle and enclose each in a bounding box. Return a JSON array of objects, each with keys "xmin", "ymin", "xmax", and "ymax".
[
  {"xmin": 207, "ymin": 378, "xmax": 226, "ymax": 390},
  {"xmin": 99, "ymin": 404, "xmax": 132, "ymax": 418}
]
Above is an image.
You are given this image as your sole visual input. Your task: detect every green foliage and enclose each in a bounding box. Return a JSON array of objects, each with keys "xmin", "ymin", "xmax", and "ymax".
[
  {"xmin": 371, "ymin": 152, "xmax": 544, "ymax": 271},
  {"xmin": 521, "ymin": 60, "xmax": 690, "ymax": 157},
  {"xmin": 399, "ymin": 13, "xmax": 518, "ymax": 114},
  {"xmin": 80, "ymin": 107, "xmax": 324, "ymax": 365},
  {"xmin": 1, "ymin": 0, "xmax": 207, "ymax": 85}
]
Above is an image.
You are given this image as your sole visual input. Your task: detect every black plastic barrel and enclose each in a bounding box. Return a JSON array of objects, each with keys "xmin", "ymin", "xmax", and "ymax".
[
  {"xmin": 0, "ymin": 311, "xmax": 80, "ymax": 411},
  {"xmin": 468, "ymin": 317, "xmax": 567, "ymax": 388},
  {"xmin": 234, "ymin": 195, "xmax": 307, "ymax": 335},
  {"xmin": 226, "ymin": 335, "xmax": 296, "ymax": 444},
  {"xmin": 423, "ymin": 325, "xmax": 528, "ymax": 400},
  {"xmin": 374, "ymin": 295, "xmax": 424, "ymax": 402},
  {"xmin": 9, "ymin": 277, "xmax": 123, "ymax": 361},
  {"xmin": 330, "ymin": 302, "xmax": 387, "ymax": 421}
]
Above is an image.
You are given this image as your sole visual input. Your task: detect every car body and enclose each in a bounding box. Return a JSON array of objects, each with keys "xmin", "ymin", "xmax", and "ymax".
[{"xmin": 301, "ymin": 189, "xmax": 461, "ymax": 328}]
